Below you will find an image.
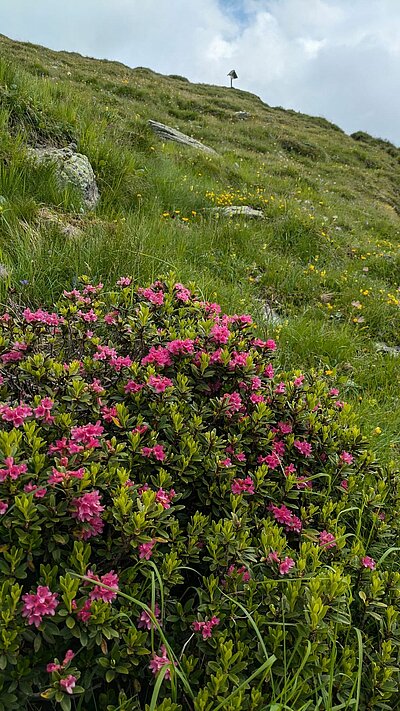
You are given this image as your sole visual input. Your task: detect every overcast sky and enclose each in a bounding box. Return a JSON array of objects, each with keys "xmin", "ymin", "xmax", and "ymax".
[{"xmin": 1, "ymin": 0, "xmax": 400, "ymax": 145}]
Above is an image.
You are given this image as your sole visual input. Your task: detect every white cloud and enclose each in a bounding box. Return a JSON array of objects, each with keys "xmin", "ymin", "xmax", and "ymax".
[{"xmin": 1, "ymin": 0, "xmax": 400, "ymax": 144}]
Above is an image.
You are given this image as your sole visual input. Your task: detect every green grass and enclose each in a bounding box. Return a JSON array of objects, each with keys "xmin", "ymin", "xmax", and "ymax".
[{"xmin": 1, "ymin": 30, "xmax": 400, "ymax": 463}]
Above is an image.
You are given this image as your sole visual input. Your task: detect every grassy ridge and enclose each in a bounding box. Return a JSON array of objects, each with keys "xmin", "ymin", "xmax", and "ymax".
[{"xmin": 1, "ymin": 32, "xmax": 400, "ymax": 458}]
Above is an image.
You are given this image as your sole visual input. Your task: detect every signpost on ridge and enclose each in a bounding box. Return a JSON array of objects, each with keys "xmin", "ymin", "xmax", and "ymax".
[{"xmin": 228, "ymin": 69, "xmax": 238, "ymax": 88}]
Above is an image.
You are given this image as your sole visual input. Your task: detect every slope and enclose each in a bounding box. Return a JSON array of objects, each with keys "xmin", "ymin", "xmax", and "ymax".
[{"xmin": 1, "ymin": 33, "xmax": 400, "ymax": 459}]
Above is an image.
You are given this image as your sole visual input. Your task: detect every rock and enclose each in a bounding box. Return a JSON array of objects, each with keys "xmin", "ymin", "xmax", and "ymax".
[
  {"xmin": 148, "ymin": 120, "xmax": 217, "ymax": 155},
  {"xmin": 375, "ymin": 342, "xmax": 400, "ymax": 357},
  {"xmin": 37, "ymin": 206, "xmax": 82, "ymax": 238},
  {"xmin": 27, "ymin": 146, "xmax": 99, "ymax": 210},
  {"xmin": 234, "ymin": 111, "xmax": 250, "ymax": 120},
  {"xmin": 208, "ymin": 206, "xmax": 265, "ymax": 219},
  {"xmin": 262, "ymin": 302, "xmax": 282, "ymax": 324}
]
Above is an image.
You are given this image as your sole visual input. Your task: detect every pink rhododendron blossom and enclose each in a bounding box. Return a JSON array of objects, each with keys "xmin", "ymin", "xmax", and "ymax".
[
  {"xmin": 294, "ymin": 440, "xmax": 312, "ymax": 457},
  {"xmin": 319, "ymin": 530, "xmax": 337, "ymax": 549},
  {"xmin": 24, "ymin": 482, "xmax": 47, "ymax": 498},
  {"xmin": 34, "ymin": 398, "xmax": 54, "ymax": 424},
  {"xmin": 264, "ymin": 364, "xmax": 274, "ymax": 378},
  {"xmin": 174, "ymin": 283, "xmax": 191, "ymax": 301},
  {"xmin": 210, "ymin": 323, "xmax": 230, "ymax": 344},
  {"xmin": 340, "ymin": 451, "xmax": 354, "ymax": 464},
  {"xmin": 22, "ymin": 586, "xmax": 59, "ymax": 627},
  {"xmin": 341, "ymin": 479, "xmax": 349, "ymax": 490},
  {"xmin": 0, "ymin": 501, "xmax": 8, "ymax": 514},
  {"xmin": 141, "ymin": 346, "xmax": 172, "ymax": 367},
  {"xmin": 138, "ymin": 287, "xmax": 164, "ymax": 305},
  {"xmin": 138, "ymin": 602, "xmax": 161, "ymax": 630},
  {"xmin": 231, "ymin": 477, "xmax": 255, "ymax": 495},
  {"xmin": 0, "ymin": 404, "xmax": 32, "ymax": 427},
  {"xmin": 166, "ymin": 339, "xmax": 195, "ymax": 355},
  {"xmin": 275, "ymin": 382, "xmax": 286, "ymax": 394},
  {"xmin": 361, "ymin": 556, "xmax": 376, "ymax": 570},
  {"xmin": 219, "ymin": 457, "xmax": 232, "ymax": 467},
  {"xmin": 155, "ymin": 488, "xmax": 175, "ymax": 509},
  {"xmin": 117, "ymin": 276, "xmax": 132, "ymax": 286},
  {"xmin": 77, "ymin": 599, "xmax": 92, "ymax": 622},
  {"xmin": 329, "ymin": 388, "xmax": 339, "ymax": 397},
  {"xmin": 149, "ymin": 645, "xmax": 176, "ymax": 679},
  {"xmin": 293, "ymin": 375, "xmax": 305, "ymax": 387},
  {"xmin": 0, "ymin": 457, "xmax": 27, "ymax": 482},
  {"xmin": 63, "ymin": 650, "xmax": 75, "ymax": 665},
  {"xmin": 192, "ymin": 616, "xmax": 220, "ymax": 639},
  {"xmin": 223, "ymin": 392, "xmax": 243, "ymax": 415},
  {"xmin": 72, "ymin": 490, "xmax": 104, "ymax": 523},
  {"xmin": 279, "ymin": 421, "xmax": 293, "ymax": 434},
  {"xmin": 125, "ymin": 380, "xmax": 144, "ymax": 394},
  {"xmin": 279, "ymin": 557, "xmax": 295, "ymax": 575},
  {"xmin": 229, "ymin": 351, "xmax": 250, "ymax": 369},
  {"xmin": 226, "ymin": 565, "xmax": 250, "ymax": 582},
  {"xmin": 87, "ymin": 570, "xmax": 119, "ymax": 602},
  {"xmin": 23, "ymin": 308, "xmax": 61, "ymax": 326},
  {"xmin": 60, "ymin": 675, "xmax": 77, "ymax": 694},
  {"xmin": 141, "ymin": 444, "xmax": 166, "ymax": 461},
  {"xmin": 269, "ymin": 504, "xmax": 302, "ymax": 533},
  {"xmin": 47, "ymin": 662, "xmax": 61, "ymax": 673},
  {"xmin": 267, "ymin": 551, "xmax": 280, "ymax": 564},
  {"xmin": 139, "ymin": 540, "xmax": 156, "ymax": 560},
  {"xmin": 147, "ymin": 374, "xmax": 173, "ymax": 393}
]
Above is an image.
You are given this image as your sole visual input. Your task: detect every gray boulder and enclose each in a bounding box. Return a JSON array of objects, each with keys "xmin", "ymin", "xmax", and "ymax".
[
  {"xmin": 234, "ymin": 111, "xmax": 251, "ymax": 120},
  {"xmin": 27, "ymin": 146, "xmax": 99, "ymax": 210},
  {"xmin": 148, "ymin": 120, "xmax": 217, "ymax": 155},
  {"xmin": 208, "ymin": 206, "xmax": 265, "ymax": 219}
]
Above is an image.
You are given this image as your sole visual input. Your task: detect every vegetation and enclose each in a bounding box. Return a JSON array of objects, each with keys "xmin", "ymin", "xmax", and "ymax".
[{"xmin": 0, "ymin": 32, "xmax": 400, "ymax": 710}]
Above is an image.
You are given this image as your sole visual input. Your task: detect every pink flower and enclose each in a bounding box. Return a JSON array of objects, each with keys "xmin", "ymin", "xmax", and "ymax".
[
  {"xmin": 294, "ymin": 440, "xmax": 312, "ymax": 457},
  {"xmin": 147, "ymin": 374, "xmax": 173, "ymax": 393},
  {"xmin": 192, "ymin": 616, "xmax": 220, "ymax": 639},
  {"xmin": 174, "ymin": 283, "xmax": 191, "ymax": 302},
  {"xmin": 226, "ymin": 565, "xmax": 250, "ymax": 582},
  {"xmin": 319, "ymin": 530, "xmax": 337, "ymax": 549},
  {"xmin": 63, "ymin": 650, "xmax": 75, "ymax": 665},
  {"xmin": 329, "ymin": 388, "xmax": 339, "ymax": 397},
  {"xmin": 117, "ymin": 276, "xmax": 132, "ymax": 286},
  {"xmin": 22, "ymin": 586, "xmax": 59, "ymax": 628},
  {"xmin": 210, "ymin": 323, "xmax": 230, "ymax": 344},
  {"xmin": 223, "ymin": 392, "xmax": 243, "ymax": 415},
  {"xmin": 72, "ymin": 490, "xmax": 104, "ymax": 523},
  {"xmin": 0, "ymin": 457, "xmax": 27, "ymax": 482},
  {"xmin": 361, "ymin": 556, "xmax": 376, "ymax": 570},
  {"xmin": 60, "ymin": 675, "xmax": 77, "ymax": 694},
  {"xmin": 141, "ymin": 444, "xmax": 166, "ymax": 462},
  {"xmin": 275, "ymin": 382, "xmax": 286, "ymax": 394},
  {"xmin": 149, "ymin": 645, "xmax": 176, "ymax": 680},
  {"xmin": 77, "ymin": 599, "xmax": 92, "ymax": 622},
  {"xmin": 293, "ymin": 375, "xmax": 304, "ymax": 387},
  {"xmin": 279, "ymin": 557, "xmax": 295, "ymax": 575},
  {"xmin": 87, "ymin": 570, "xmax": 119, "ymax": 602},
  {"xmin": 155, "ymin": 488, "xmax": 175, "ymax": 509},
  {"xmin": 138, "ymin": 287, "xmax": 164, "ymax": 305},
  {"xmin": 279, "ymin": 421, "xmax": 293, "ymax": 434},
  {"xmin": 141, "ymin": 346, "xmax": 172, "ymax": 367},
  {"xmin": 341, "ymin": 479, "xmax": 348, "ymax": 490},
  {"xmin": 269, "ymin": 504, "xmax": 302, "ymax": 533},
  {"xmin": 231, "ymin": 476, "xmax": 255, "ymax": 495},
  {"xmin": 138, "ymin": 602, "xmax": 161, "ymax": 630},
  {"xmin": 267, "ymin": 551, "xmax": 280, "ymax": 564},
  {"xmin": 0, "ymin": 501, "xmax": 8, "ymax": 514},
  {"xmin": 139, "ymin": 540, "xmax": 156, "ymax": 560},
  {"xmin": 340, "ymin": 451, "xmax": 354, "ymax": 465},
  {"xmin": 47, "ymin": 662, "xmax": 61, "ymax": 673},
  {"xmin": 166, "ymin": 339, "xmax": 194, "ymax": 356},
  {"xmin": 264, "ymin": 363, "xmax": 274, "ymax": 379},
  {"xmin": 125, "ymin": 380, "xmax": 144, "ymax": 394}
]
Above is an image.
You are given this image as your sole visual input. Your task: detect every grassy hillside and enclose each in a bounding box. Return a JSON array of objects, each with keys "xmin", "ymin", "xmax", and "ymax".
[{"xmin": 1, "ymin": 32, "xmax": 400, "ymax": 460}]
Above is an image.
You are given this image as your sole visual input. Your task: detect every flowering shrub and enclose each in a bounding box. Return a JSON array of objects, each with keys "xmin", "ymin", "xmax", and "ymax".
[{"xmin": 0, "ymin": 275, "xmax": 399, "ymax": 710}]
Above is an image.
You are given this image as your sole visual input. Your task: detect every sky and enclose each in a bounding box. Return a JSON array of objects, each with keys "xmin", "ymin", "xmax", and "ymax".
[{"xmin": 1, "ymin": 0, "xmax": 400, "ymax": 145}]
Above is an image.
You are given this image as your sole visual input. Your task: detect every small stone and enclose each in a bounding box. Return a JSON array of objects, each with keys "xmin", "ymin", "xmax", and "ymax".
[
  {"xmin": 148, "ymin": 120, "xmax": 217, "ymax": 155},
  {"xmin": 234, "ymin": 111, "xmax": 251, "ymax": 120},
  {"xmin": 208, "ymin": 206, "xmax": 265, "ymax": 219}
]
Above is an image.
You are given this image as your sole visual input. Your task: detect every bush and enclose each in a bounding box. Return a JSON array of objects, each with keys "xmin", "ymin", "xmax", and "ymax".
[{"xmin": 0, "ymin": 276, "xmax": 399, "ymax": 710}]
